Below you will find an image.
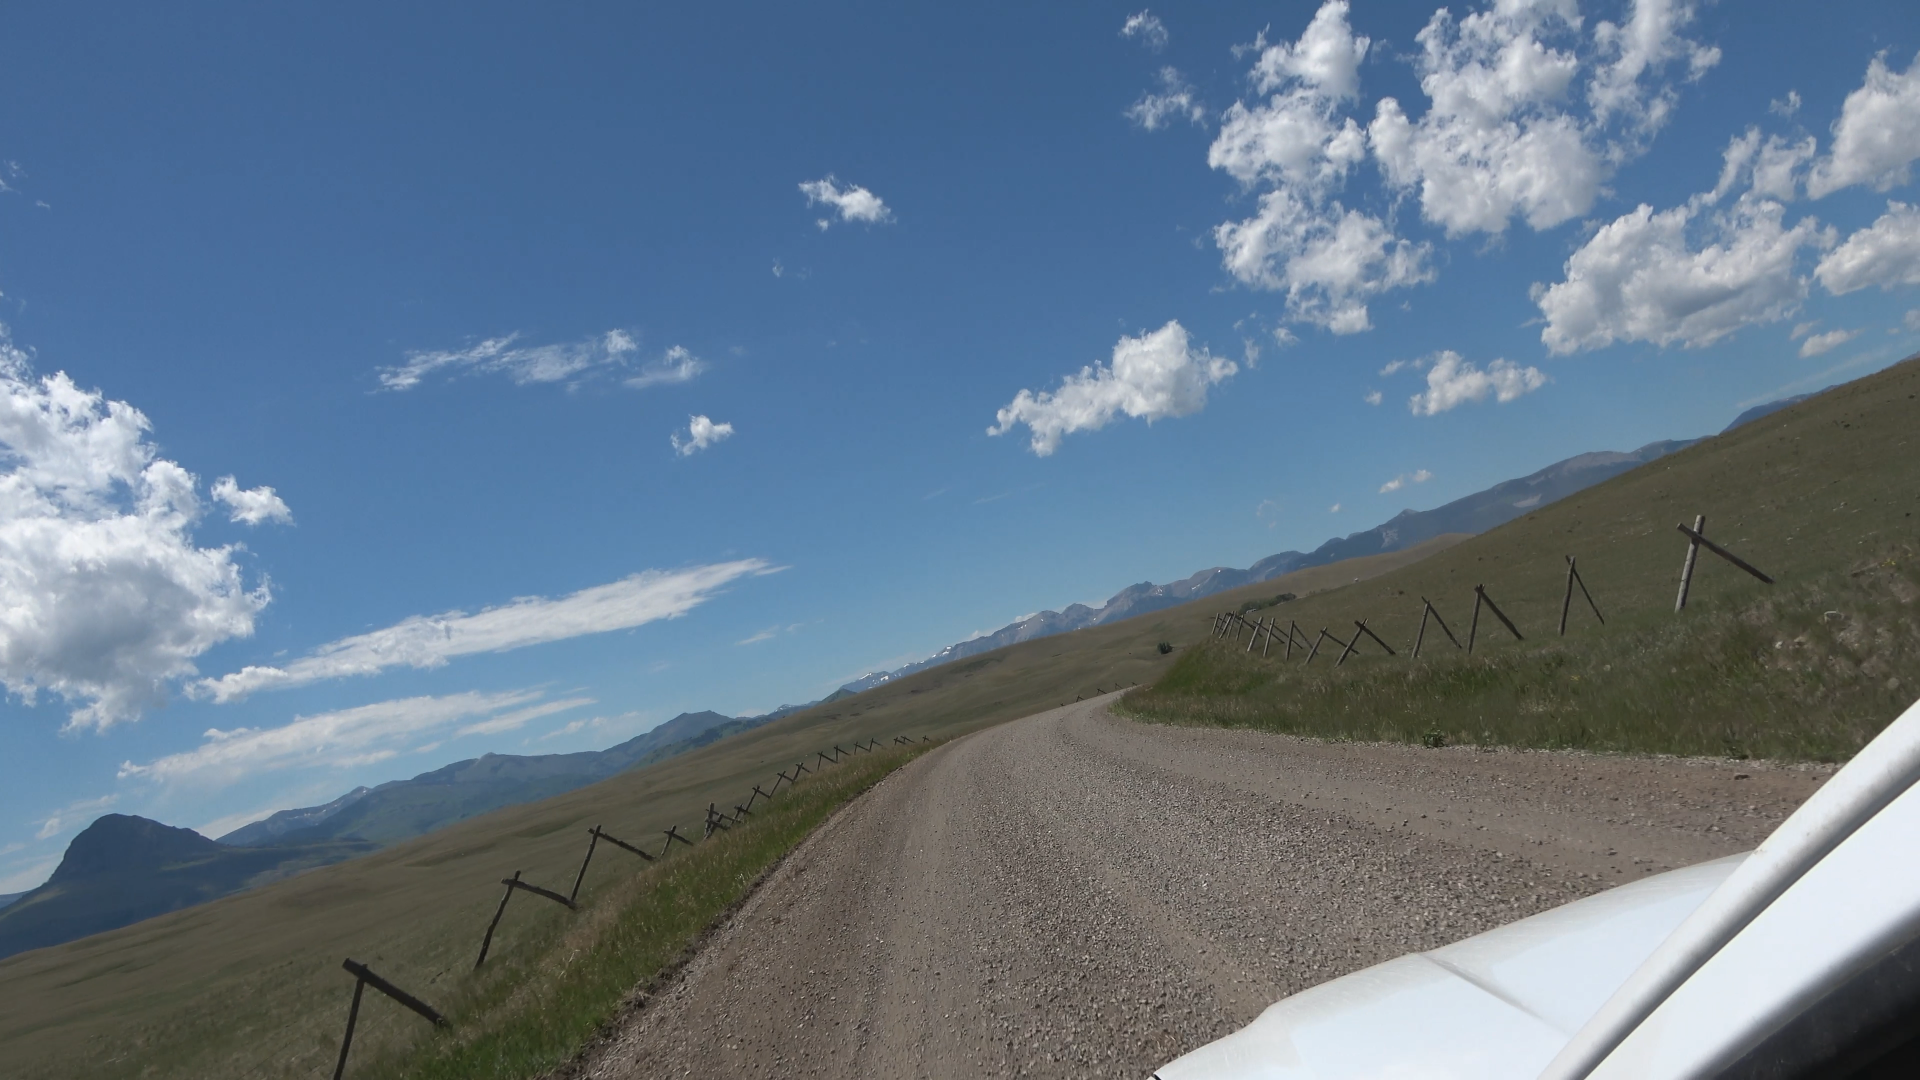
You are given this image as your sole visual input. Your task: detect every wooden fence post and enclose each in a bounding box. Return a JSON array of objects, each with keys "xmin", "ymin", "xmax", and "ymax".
[
  {"xmin": 569, "ymin": 827, "xmax": 602, "ymax": 905},
  {"xmin": 1333, "ymin": 628, "xmax": 1361, "ymax": 666},
  {"xmin": 1304, "ymin": 628, "xmax": 1329, "ymax": 664},
  {"xmin": 1354, "ymin": 620, "xmax": 1396, "ymax": 656},
  {"xmin": 1467, "ymin": 589, "xmax": 1484, "ymax": 653},
  {"xmin": 1561, "ymin": 556, "xmax": 1605, "ymax": 634},
  {"xmin": 331, "ymin": 975, "xmax": 365, "ymax": 1080},
  {"xmin": 1675, "ymin": 514, "xmax": 1705, "ymax": 611},
  {"xmin": 475, "ymin": 870, "xmax": 521, "ymax": 969},
  {"xmin": 1476, "ymin": 585, "xmax": 1523, "ymax": 644}
]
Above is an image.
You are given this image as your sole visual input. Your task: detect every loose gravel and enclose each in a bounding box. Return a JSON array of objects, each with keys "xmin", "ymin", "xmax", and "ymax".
[{"xmin": 569, "ymin": 695, "xmax": 1829, "ymax": 1080}]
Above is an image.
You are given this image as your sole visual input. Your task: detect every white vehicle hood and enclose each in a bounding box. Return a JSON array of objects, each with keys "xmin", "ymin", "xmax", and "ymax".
[{"xmin": 1155, "ymin": 855, "xmax": 1745, "ymax": 1080}]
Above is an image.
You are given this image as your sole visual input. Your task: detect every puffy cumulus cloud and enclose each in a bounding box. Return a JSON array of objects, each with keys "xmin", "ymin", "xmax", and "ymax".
[
  {"xmin": 211, "ymin": 477, "xmax": 292, "ymax": 526},
  {"xmin": 1248, "ymin": 0, "xmax": 1370, "ymax": 100},
  {"xmin": 671, "ymin": 414, "xmax": 735, "ymax": 456},
  {"xmin": 1798, "ymin": 328, "xmax": 1860, "ymax": 358},
  {"xmin": 1534, "ymin": 197, "xmax": 1829, "ymax": 353},
  {"xmin": 195, "ymin": 560, "xmax": 777, "ymax": 703},
  {"xmin": 1816, "ymin": 202, "xmax": 1920, "ymax": 296},
  {"xmin": 988, "ymin": 320, "xmax": 1235, "ymax": 456},
  {"xmin": 1121, "ymin": 10, "xmax": 1168, "ymax": 51},
  {"xmin": 1128, "ymin": 68, "xmax": 1206, "ymax": 131},
  {"xmin": 1808, "ymin": 51, "xmax": 1920, "ymax": 199},
  {"xmin": 0, "ymin": 338, "xmax": 278, "ymax": 729},
  {"xmin": 1208, "ymin": 2, "xmax": 1430, "ymax": 332},
  {"xmin": 1370, "ymin": 0, "xmax": 1716, "ymax": 238},
  {"xmin": 1211, "ymin": 92, "xmax": 1368, "ymax": 190},
  {"xmin": 1363, "ymin": 389, "xmax": 1383, "ymax": 405},
  {"xmin": 1369, "ymin": 3, "xmax": 1593, "ymax": 236},
  {"xmin": 1408, "ymin": 351, "xmax": 1547, "ymax": 415},
  {"xmin": 120, "ymin": 689, "xmax": 592, "ymax": 789},
  {"xmin": 378, "ymin": 330, "xmax": 690, "ymax": 392},
  {"xmin": 626, "ymin": 345, "xmax": 708, "ymax": 390},
  {"xmin": 799, "ymin": 176, "xmax": 894, "ymax": 228},
  {"xmin": 1215, "ymin": 188, "xmax": 1432, "ymax": 333}
]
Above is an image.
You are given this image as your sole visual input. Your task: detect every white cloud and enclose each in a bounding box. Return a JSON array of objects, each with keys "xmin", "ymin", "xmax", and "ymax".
[
  {"xmin": 0, "ymin": 337, "xmax": 275, "ymax": 729},
  {"xmin": 1587, "ymin": 0, "xmax": 1720, "ymax": 133},
  {"xmin": 1808, "ymin": 51, "xmax": 1920, "ymax": 199},
  {"xmin": 1798, "ymin": 328, "xmax": 1860, "ymax": 358},
  {"xmin": 625, "ymin": 345, "xmax": 708, "ymax": 390},
  {"xmin": 1369, "ymin": 3, "xmax": 1595, "ymax": 236},
  {"xmin": 1710, "ymin": 129, "xmax": 1818, "ymax": 205},
  {"xmin": 1368, "ymin": 0, "xmax": 1716, "ymax": 238},
  {"xmin": 1211, "ymin": 92, "xmax": 1368, "ymax": 190},
  {"xmin": 1248, "ymin": 0, "xmax": 1370, "ymax": 100},
  {"xmin": 378, "ymin": 330, "xmax": 693, "ymax": 392},
  {"xmin": 1329, "ymin": 503, "xmax": 1342, "ymax": 513},
  {"xmin": 1535, "ymin": 197, "xmax": 1828, "ymax": 353},
  {"xmin": 1769, "ymin": 90, "xmax": 1801, "ymax": 118},
  {"xmin": 1790, "ymin": 321, "xmax": 1819, "ymax": 340},
  {"xmin": 194, "ymin": 559, "xmax": 776, "ymax": 702},
  {"xmin": 671, "ymin": 414, "xmax": 735, "ymax": 456},
  {"xmin": 210, "ymin": 477, "xmax": 292, "ymax": 526},
  {"xmin": 120, "ymin": 689, "xmax": 588, "ymax": 789},
  {"xmin": 799, "ymin": 176, "xmax": 894, "ymax": 227},
  {"xmin": 737, "ymin": 627, "xmax": 778, "ymax": 646},
  {"xmin": 456, "ymin": 696, "xmax": 595, "ymax": 737},
  {"xmin": 1214, "ymin": 189, "xmax": 1432, "ymax": 333},
  {"xmin": 1363, "ymin": 389, "xmax": 1383, "ymax": 405},
  {"xmin": 1121, "ymin": 11, "xmax": 1169, "ymax": 51},
  {"xmin": 988, "ymin": 320, "xmax": 1235, "ymax": 456},
  {"xmin": 1128, "ymin": 68, "xmax": 1207, "ymax": 131},
  {"xmin": 1379, "ymin": 468, "xmax": 1433, "ymax": 494},
  {"xmin": 1408, "ymin": 351, "xmax": 1547, "ymax": 415},
  {"xmin": 1815, "ymin": 202, "xmax": 1920, "ymax": 295},
  {"xmin": 0, "ymin": 854, "xmax": 59, "ymax": 894},
  {"xmin": 1379, "ymin": 358, "xmax": 1414, "ymax": 376}
]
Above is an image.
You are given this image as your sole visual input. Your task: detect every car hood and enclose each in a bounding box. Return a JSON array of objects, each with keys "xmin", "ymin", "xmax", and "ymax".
[{"xmin": 1155, "ymin": 855, "xmax": 1746, "ymax": 1080}]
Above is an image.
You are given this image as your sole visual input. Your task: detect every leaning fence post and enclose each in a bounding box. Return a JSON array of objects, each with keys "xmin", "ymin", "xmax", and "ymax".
[
  {"xmin": 331, "ymin": 975, "xmax": 366, "ymax": 1080},
  {"xmin": 1304, "ymin": 628, "xmax": 1328, "ymax": 664},
  {"xmin": 1675, "ymin": 514, "xmax": 1705, "ymax": 611},
  {"xmin": 1477, "ymin": 585, "xmax": 1523, "ymax": 643},
  {"xmin": 475, "ymin": 870, "xmax": 521, "ymax": 969},
  {"xmin": 1333, "ymin": 628, "xmax": 1361, "ymax": 666},
  {"xmin": 663, "ymin": 825, "xmax": 692, "ymax": 851},
  {"xmin": 569, "ymin": 827, "xmax": 603, "ymax": 905},
  {"xmin": 1413, "ymin": 603, "xmax": 1431, "ymax": 658},
  {"xmin": 1354, "ymin": 620, "xmax": 1396, "ymax": 656}
]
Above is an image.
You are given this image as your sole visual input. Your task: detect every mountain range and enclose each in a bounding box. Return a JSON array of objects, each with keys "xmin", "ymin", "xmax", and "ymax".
[
  {"xmin": 0, "ymin": 708, "xmax": 787, "ymax": 959},
  {"xmin": 842, "ymin": 438, "xmax": 1698, "ymax": 693}
]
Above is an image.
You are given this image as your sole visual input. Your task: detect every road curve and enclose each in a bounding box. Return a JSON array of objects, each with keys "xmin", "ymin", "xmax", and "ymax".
[{"xmin": 571, "ymin": 696, "xmax": 1826, "ymax": 1079}]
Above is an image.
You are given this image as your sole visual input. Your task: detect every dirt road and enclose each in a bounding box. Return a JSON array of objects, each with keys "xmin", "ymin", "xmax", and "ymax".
[{"xmin": 572, "ymin": 696, "xmax": 1828, "ymax": 1079}]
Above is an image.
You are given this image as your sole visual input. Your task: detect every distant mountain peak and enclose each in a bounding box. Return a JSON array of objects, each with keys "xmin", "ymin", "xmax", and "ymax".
[{"xmin": 49, "ymin": 815, "xmax": 223, "ymax": 885}]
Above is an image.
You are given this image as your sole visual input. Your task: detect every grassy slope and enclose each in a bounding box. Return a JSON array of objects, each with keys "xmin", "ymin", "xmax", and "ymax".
[
  {"xmin": 0, "ymin": 537, "xmax": 1453, "ymax": 1079},
  {"xmin": 1125, "ymin": 356, "xmax": 1920, "ymax": 761}
]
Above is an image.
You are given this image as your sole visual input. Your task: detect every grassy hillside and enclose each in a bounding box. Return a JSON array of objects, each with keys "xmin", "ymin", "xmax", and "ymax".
[
  {"xmin": 1124, "ymin": 356, "xmax": 1920, "ymax": 761},
  {"xmin": 0, "ymin": 537, "xmax": 1452, "ymax": 1079}
]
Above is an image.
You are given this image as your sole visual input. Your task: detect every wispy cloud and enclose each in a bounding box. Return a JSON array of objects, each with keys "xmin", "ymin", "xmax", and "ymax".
[
  {"xmin": 1121, "ymin": 11, "xmax": 1168, "ymax": 51},
  {"xmin": 121, "ymin": 689, "xmax": 586, "ymax": 788},
  {"xmin": 379, "ymin": 331, "xmax": 707, "ymax": 393},
  {"xmin": 195, "ymin": 560, "xmax": 780, "ymax": 702},
  {"xmin": 1799, "ymin": 327, "xmax": 1860, "ymax": 358},
  {"xmin": 34, "ymin": 794, "xmax": 117, "ymax": 841},
  {"xmin": 1378, "ymin": 469, "xmax": 1433, "ymax": 494}
]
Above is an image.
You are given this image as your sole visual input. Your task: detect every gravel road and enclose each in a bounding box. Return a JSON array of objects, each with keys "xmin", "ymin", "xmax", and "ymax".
[{"xmin": 571, "ymin": 695, "xmax": 1829, "ymax": 1080}]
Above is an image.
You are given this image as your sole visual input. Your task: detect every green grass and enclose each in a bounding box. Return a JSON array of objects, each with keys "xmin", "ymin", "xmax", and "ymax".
[
  {"xmin": 1121, "ymin": 355, "xmax": 1920, "ymax": 762},
  {"xmin": 353, "ymin": 745, "xmax": 919, "ymax": 1080},
  {"xmin": 1124, "ymin": 552, "xmax": 1919, "ymax": 761}
]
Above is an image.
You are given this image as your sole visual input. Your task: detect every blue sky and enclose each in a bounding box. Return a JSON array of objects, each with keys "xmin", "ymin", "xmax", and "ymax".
[{"xmin": 1, "ymin": 0, "xmax": 1916, "ymax": 891}]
